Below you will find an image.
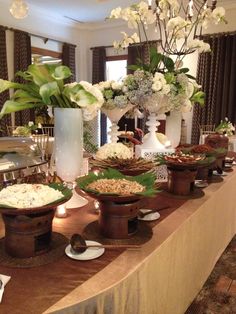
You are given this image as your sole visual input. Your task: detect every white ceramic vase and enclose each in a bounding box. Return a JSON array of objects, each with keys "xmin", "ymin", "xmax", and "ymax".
[
  {"xmin": 165, "ymin": 110, "xmax": 182, "ymax": 149},
  {"xmin": 101, "ymin": 103, "xmax": 133, "ymax": 143},
  {"xmin": 54, "ymin": 108, "xmax": 88, "ymax": 209}
]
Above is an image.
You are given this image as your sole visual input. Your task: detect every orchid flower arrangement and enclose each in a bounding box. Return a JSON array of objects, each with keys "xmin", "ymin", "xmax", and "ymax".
[
  {"xmin": 215, "ymin": 118, "xmax": 235, "ymax": 136},
  {"xmin": 0, "ymin": 65, "xmax": 104, "ymax": 121},
  {"xmin": 109, "ymin": 1, "xmax": 226, "ymax": 114}
]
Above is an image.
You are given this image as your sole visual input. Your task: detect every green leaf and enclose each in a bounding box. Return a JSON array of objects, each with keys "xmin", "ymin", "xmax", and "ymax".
[
  {"xmin": 127, "ymin": 65, "xmax": 141, "ymax": 71},
  {"xmin": 0, "ymin": 79, "xmax": 23, "ymax": 93},
  {"xmin": 186, "ymin": 74, "xmax": 196, "ymax": 80},
  {"xmin": 71, "ymin": 88, "xmax": 97, "ymax": 107},
  {"xmin": 178, "ymin": 68, "xmax": 190, "ymax": 73},
  {"xmin": 25, "ymin": 64, "xmax": 54, "ymax": 86},
  {"xmin": 39, "ymin": 82, "xmax": 60, "ymax": 104},
  {"xmin": 162, "ymin": 56, "xmax": 175, "ymax": 72},
  {"xmin": 12, "ymin": 90, "xmax": 42, "ymax": 103},
  {"xmin": 191, "ymin": 91, "xmax": 205, "ymax": 106},
  {"xmin": 52, "ymin": 66, "xmax": 72, "ymax": 80},
  {"xmin": 0, "ymin": 100, "xmax": 36, "ymax": 118},
  {"xmin": 77, "ymin": 168, "xmax": 159, "ymax": 197}
]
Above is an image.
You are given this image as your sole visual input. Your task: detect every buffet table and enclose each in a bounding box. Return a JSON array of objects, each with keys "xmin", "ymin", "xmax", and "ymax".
[{"xmin": 0, "ymin": 169, "xmax": 236, "ymax": 314}]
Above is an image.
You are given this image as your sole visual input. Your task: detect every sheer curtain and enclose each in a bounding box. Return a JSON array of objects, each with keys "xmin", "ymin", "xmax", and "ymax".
[
  {"xmin": 0, "ymin": 27, "xmax": 11, "ymax": 136},
  {"xmin": 191, "ymin": 32, "xmax": 236, "ymax": 144},
  {"xmin": 92, "ymin": 47, "xmax": 107, "ymax": 145},
  {"xmin": 14, "ymin": 30, "xmax": 33, "ymax": 125}
]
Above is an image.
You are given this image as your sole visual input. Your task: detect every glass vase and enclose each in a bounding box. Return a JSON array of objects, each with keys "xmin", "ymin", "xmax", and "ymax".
[
  {"xmin": 101, "ymin": 104, "xmax": 133, "ymax": 143},
  {"xmin": 54, "ymin": 108, "xmax": 88, "ymax": 209},
  {"xmin": 165, "ymin": 110, "xmax": 182, "ymax": 149}
]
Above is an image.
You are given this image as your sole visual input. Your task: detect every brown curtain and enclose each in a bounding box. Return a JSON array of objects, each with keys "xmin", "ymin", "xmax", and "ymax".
[
  {"xmin": 62, "ymin": 43, "xmax": 76, "ymax": 82},
  {"xmin": 92, "ymin": 47, "xmax": 107, "ymax": 145},
  {"xmin": 14, "ymin": 30, "xmax": 33, "ymax": 125},
  {"xmin": 191, "ymin": 33, "xmax": 236, "ymax": 144},
  {"xmin": 0, "ymin": 27, "xmax": 11, "ymax": 136}
]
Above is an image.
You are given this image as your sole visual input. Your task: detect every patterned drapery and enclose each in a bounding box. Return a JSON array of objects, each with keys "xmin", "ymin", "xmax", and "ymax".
[
  {"xmin": 191, "ymin": 33, "xmax": 236, "ymax": 144},
  {"xmin": 14, "ymin": 30, "xmax": 33, "ymax": 125},
  {"xmin": 0, "ymin": 27, "xmax": 11, "ymax": 136},
  {"xmin": 62, "ymin": 43, "xmax": 76, "ymax": 82},
  {"xmin": 92, "ymin": 47, "xmax": 107, "ymax": 145}
]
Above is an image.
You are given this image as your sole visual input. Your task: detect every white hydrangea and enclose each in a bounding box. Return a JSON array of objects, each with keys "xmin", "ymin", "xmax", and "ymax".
[
  {"xmin": 111, "ymin": 81, "xmax": 122, "ymax": 90},
  {"xmin": 95, "ymin": 143, "xmax": 133, "ymax": 160}
]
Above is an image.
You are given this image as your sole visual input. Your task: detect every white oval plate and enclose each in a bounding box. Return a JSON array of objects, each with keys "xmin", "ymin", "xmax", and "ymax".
[
  {"xmin": 138, "ymin": 209, "xmax": 160, "ymax": 221},
  {"xmin": 65, "ymin": 240, "xmax": 105, "ymax": 261},
  {"xmin": 213, "ymin": 170, "xmax": 227, "ymax": 176},
  {"xmin": 195, "ymin": 180, "xmax": 208, "ymax": 188}
]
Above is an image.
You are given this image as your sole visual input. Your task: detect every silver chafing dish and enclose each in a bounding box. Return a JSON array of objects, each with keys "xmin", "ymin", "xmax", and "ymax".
[{"xmin": 0, "ymin": 137, "xmax": 48, "ymax": 187}]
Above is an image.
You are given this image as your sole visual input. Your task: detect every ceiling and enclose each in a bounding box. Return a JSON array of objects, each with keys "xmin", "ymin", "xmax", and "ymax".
[
  {"xmin": 26, "ymin": 0, "xmax": 137, "ymax": 23},
  {"xmin": 5, "ymin": 0, "xmax": 236, "ymax": 24}
]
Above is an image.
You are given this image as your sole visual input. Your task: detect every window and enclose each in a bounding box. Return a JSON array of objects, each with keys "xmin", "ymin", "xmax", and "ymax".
[{"xmin": 31, "ymin": 47, "xmax": 62, "ymax": 65}]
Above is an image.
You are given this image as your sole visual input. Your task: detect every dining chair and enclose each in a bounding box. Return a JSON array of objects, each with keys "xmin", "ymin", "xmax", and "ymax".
[
  {"xmin": 6, "ymin": 125, "xmax": 20, "ymax": 136},
  {"xmin": 42, "ymin": 126, "xmax": 54, "ymax": 137},
  {"xmin": 31, "ymin": 134, "xmax": 49, "ymax": 161},
  {"xmin": 199, "ymin": 124, "xmax": 215, "ymax": 144}
]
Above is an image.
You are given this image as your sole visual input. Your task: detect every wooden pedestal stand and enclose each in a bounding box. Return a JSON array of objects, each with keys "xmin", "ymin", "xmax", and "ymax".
[
  {"xmin": 99, "ymin": 199, "xmax": 141, "ymax": 239},
  {"xmin": 167, "ymin": 166, "xmax": 197, "ymax": 196}
]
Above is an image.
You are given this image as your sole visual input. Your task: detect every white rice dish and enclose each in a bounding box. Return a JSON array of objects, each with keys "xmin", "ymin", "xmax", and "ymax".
[{"xmin": 0, "ymin": 184, "xmax": 64, "ymax": 208}]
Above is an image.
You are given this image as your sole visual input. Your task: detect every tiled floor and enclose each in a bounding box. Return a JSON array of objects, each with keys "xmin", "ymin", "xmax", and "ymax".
[{"xmin": 185, "ymin": 235, "xmax": 236, "ymax": 314}]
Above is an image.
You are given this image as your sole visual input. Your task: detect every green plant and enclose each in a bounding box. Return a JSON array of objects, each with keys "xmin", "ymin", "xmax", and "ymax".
[{"xmin": 0, "ymin": 64, "xmax": 104, "ymax": 121}]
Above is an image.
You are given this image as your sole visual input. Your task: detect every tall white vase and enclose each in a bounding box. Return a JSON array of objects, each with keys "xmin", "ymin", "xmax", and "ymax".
[
  {"xmin": 54, "ymin": 108, "xmax": 88, "ymax": 209},
  {"xmin": 165, "ymin": 110, "xmax": 182, "ymax": 149}
]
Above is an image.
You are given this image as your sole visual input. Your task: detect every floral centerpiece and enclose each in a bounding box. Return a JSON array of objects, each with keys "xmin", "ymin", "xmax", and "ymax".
[
  {"xmin": 109, "ymin": 1, "xmax": 226, "ymax": 150},
  {"xmin": 215, "ymin": 118, "xmax": 235, "ymax": 136},
  {"xmin": 12, "ymin": 121, "xmax": 42, "ymax": 137},
  {"xmin": 109, "ymin": 0, "xmax": 226, "ymax": 113},
  {"xmin": 0, "ymin": 64, "xmax": 103, "ymax": 121},
  {"xmin": 0, "ymin": 64, "xmax": 104, "ymax": 209},
  {"xmin": 96, "ymin": 80, "xmax": 133, "ymax": 143}
]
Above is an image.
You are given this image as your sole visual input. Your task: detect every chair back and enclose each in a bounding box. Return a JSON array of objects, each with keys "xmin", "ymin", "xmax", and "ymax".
[
  {"xmin": 42, "ymin": 126, "xmax": 54, "ymax": 137},
  {"xmin": 199, "ymin": 124, "xmax": 216, "ymax": 144},
  {"xmin": 6, "ymin": 125, "xmax": 20, "ymax": 136},
  {"xmin": 31, "ymin": 134, "xmax": 49, "ymax": 160}
]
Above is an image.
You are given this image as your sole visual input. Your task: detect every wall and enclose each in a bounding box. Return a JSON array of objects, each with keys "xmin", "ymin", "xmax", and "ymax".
[{"xmin": 0, "ymin": 0, "xmax": 92, "ymax": 81}]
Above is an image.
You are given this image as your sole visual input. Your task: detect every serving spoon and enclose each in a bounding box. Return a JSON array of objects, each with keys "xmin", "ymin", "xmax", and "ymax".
[{"xmin": 70, "ymin": 234, "xmax": 140, "ymax": 254}]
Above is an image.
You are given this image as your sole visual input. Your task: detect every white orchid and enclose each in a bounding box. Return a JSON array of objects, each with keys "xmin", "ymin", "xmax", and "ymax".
[
  {"xmin": 212, "ymin": 7, "xmax": 226, "ymax": 24},
  {"xmin": 110, "ymin": 7, "xmax": 122, "ymax": 19},
  {"xmin": 187, "ymin": 39, "xmax": 211, "ymax": 53}
]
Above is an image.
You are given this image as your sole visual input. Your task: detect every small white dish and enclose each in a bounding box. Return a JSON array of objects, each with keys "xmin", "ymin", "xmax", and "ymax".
[
  {"xmin": 224, "ymin": 163, "xmax": 233, "ymax": 168},
  {"xmin": 65, "ymin": 240, "xmax": 105, "ymax": 261},
  {"xmin": 213, "ymin": 170, "xmax": 227, "ymax": 176},
  {"xmin": 138, "ymin": 209, "xmax": 160, "ymax": 221},
  {"xmin": 195, "ymin": 180, "xmax": 208, "ymax": 188}
]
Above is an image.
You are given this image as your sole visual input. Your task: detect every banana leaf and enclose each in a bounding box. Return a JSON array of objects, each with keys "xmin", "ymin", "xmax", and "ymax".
[{"xmin": 77, "ymin": 168, "xmax": 158, "ymax": 197}]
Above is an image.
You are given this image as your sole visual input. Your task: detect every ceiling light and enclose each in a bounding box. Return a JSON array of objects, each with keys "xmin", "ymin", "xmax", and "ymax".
[{"xmin": 9, "ymin": 0, "xmax": 29, "ymax": 19}]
